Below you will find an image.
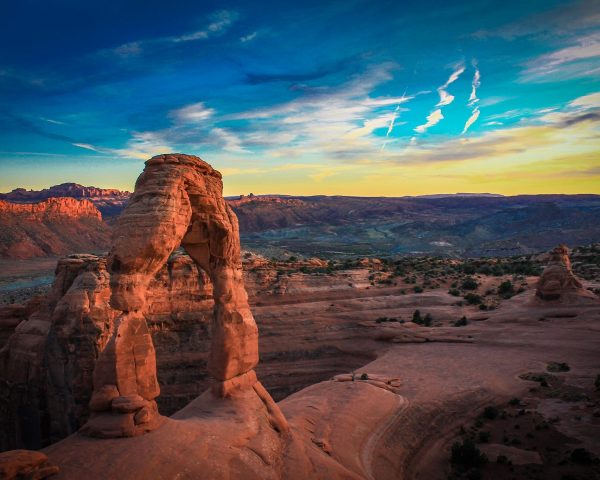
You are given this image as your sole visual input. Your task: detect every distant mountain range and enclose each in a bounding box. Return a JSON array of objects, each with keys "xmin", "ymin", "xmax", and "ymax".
[{"xmin": 1, "ymin": 184, "xmax": 599, "ymax": 258}]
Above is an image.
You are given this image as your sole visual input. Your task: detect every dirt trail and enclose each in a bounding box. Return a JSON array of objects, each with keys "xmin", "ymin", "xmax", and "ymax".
[{"xmin": 360, "ymin": 394, "xmax": 408, "ymax": 480}]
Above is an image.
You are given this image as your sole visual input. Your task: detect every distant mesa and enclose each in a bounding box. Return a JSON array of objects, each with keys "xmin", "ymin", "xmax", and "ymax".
[
  {"xmin": 0, "ymin": 197, "xmax": 109, "ymax": 259},
  {"xmin": 0, "ymin": 183, "xmax": 130, "ymax": 217}
]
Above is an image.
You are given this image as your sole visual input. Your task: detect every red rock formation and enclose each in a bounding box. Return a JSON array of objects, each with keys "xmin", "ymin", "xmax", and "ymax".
[
  {"xmin": 0, "ymin": 198, "xmax": 101, "ymax": 220},
  {"xmin": 536, "ymin": 245, "xmax": 586, "ymax": 300},
  {"xmin": 82, "ymin": 153, "xmax": 285, "ymax": 437},
  {"xmin": 0, "ymin": 198, "xmax": 109, "ymax": 259},
  {"xmin": 0, "ymin": 449, "xmax": 58, "ymax": 479},
  {"xmin": 0, "ymin": 183, "xmax": 130, "ymax": 217},
  {"xmin": 0, "ymin": 250, "xmax": 377, "ymax": 450}
]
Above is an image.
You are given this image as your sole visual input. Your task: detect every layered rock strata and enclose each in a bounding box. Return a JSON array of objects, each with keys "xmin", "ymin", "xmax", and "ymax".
[
  {"xmin": 536, "ymin": 245, "xmax": 586, "ymax": 300},
  {"xmin": 81, "ymin": 153, "xmax": 282, "ymax": 437}
]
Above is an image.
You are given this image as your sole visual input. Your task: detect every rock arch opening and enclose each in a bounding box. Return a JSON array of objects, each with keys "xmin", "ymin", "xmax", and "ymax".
[{"xmin": 81, "ymin": 154, "xmax": 281, "ymax": 437}]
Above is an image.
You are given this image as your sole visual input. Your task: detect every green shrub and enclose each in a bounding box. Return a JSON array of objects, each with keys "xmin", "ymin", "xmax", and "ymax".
[
  {"xmin": 360, "ymin": 373, "xmax": 369, "ymax": 381},
  {"xmin": 454, "ymin": 316, "xmax": 468, "ymax": 327},
  {"xmin": 464, "ymin": 293, "xmax": 482, "ymax": 305},
  {"xmin": 448, "ymin": 288, "xmax": 460, "ymax": 296},
  {"xmin": 412, "ymin": 310, "xmax": 422, "ymax": 323},
  {"xmin": 498, "ymin": 280, "xmax": 515, "ymax": 298},
  {"xmin": 461, "ymin": 277, "xmax": 478, "ymax": 290},
  {"xmin": 413, "ymin": 285, "xmax": 424, "ymax": 293}
]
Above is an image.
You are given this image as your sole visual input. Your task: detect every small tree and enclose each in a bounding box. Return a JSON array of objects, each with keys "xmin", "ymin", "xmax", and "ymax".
[
  {"xmin": 412, "ymin": 309, "xmax": 422, "ymax": 323},
  {"xmin": 461, "ymin": 277, "xmax": 478, "ymax": 290},
  {"xmin": 498, "ymin": 280, "xmax": 515, "ymax": 299}
]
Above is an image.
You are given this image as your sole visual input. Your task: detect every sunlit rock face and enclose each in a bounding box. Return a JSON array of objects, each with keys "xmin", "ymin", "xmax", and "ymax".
[
  {"xmin": 0, "ymin": 198, "xmax": 109, "ymax": 259},
  {"xmin": 78, "ymin": 153, "xmax": 282, "ymax": 438},
  {"xmin": 536, "ymin": 245, "xmax": 585, "ymax": 300}
]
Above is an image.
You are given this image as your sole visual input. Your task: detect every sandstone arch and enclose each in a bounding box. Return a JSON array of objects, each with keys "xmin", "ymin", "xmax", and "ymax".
[{"xmin": 82, "ymin": 154, "xmax": 278, "ymax": 437}]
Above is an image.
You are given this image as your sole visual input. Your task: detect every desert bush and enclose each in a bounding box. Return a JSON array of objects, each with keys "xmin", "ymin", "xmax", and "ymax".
[
  {"xmin": 497, "ymin": 280, "xmax": 514, "ymax": 298},
  {"xmin": 360, "ymin": 373, "xmax": 369, "ymax": 380},
  {"xmin": 450, "ymin": 439, "xmax": 488, "ymax": 469},
  {"xmin": 448, "ymin": 288, "xmax": 460, "ymax": 296},
  {"xmin": 454, "ymin": 316, "xmax": 468, "ymax": 327},
  {"xmin": 413, "ymin": 285, "xmax": 424, "ymax": 293},
  {"xmin": 464, "ymin": 293, "xmax": 482, "ymax": 305},
  {"xmin": 412, "ymin": 310, "xmax": 422, "ymax": 323},
  {"xmin": 461, "ymin": 277, "xmax": 478, "ymax": 290}
]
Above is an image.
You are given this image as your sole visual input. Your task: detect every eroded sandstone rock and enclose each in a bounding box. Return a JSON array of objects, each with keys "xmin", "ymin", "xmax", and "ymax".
[
  {"xmin": 82, "ymin": 153, "xmax": 274, "ymax": 437},
  {"xmin": 0, "ymin": 449, "xmax": 58, "ymax": 479},
  {"xmin": 536, "ymin": 245, "xmax": 586, "ymax": 300}
]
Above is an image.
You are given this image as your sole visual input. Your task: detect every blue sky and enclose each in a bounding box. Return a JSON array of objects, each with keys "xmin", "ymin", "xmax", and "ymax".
[{"xmin": 1, "ymin": 0, "xmax": 599, "ymax": 195}]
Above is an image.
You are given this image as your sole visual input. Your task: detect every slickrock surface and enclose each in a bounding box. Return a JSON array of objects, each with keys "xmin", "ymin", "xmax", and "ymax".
[
  {"xmin": 41, "ymin": 287, "xmax": 600, "ymax": 479},
  {"xmin": 0, "ymin": 198, "xmax": 109, "ymax": 259}
]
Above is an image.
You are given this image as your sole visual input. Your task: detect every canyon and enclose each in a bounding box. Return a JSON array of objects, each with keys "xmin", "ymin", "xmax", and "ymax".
[
  {"xmin": 2, "ymin": 184, "xmax": 600, "ymax": 260},
  {"xmin": 0, "ymin": 155, "xmax": 599, "ymax": 479}
]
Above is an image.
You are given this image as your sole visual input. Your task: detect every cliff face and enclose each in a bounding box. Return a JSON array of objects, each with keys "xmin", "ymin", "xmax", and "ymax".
[
  {"xmin": 0, "ymin": 184, "xmax": 130, "ymax": 217},
  {"xmin": 0, "ymin": 252, "xmax": 375, "ymax": 450},
  {"xmin": 0, "ymin": 198, "xmax": 101, "ymax": 220},
  {"xmin": 0, "ymin": 198, "xmax": 110, "ymax": 258}
]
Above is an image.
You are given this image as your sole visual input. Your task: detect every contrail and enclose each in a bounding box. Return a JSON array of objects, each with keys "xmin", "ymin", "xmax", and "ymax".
[{"xmin": 381, "ymin": 89, "xmax": 406, "ymax": 151}]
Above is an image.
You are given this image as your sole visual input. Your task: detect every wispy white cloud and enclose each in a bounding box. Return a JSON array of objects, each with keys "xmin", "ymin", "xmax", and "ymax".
[
  {"xmin": 171, "ymin": 102, "xmax": 215, "ymax": 122},
  {"xmin": 414, "ymin": 64, "xmax": 464, "ymax": 135},
  {"xmin": 522, "ymin": 33, "xmax": 600, "ymax": 82},
  {"xmin": 415, "ymin": 109, "xmax": 444, "ymax": 133},
  {"xmin": 461, "ymin": 107, "xmax": 480, "ymax": 134},
  {"xmin": 463, "ymin": 62, "xmax": 481, "ymax": 134},
  {"xmin": 436, "ymin": 64, "xmax": 465, "ymax": 107},
  {"xmin": 72, "ymin": 143, "xmax": 101, "ymax": 152},
  {"xmin": 468, "ymin": 66, "xmax": 480, "ymax": 106},
  {"xmin": 240, "ymin": 31, "xmax": 258, "ymax": 43},
  {"xmin": 40, "ymin": 117, "xmax": 65, "ymax": 125},
  {"xmin": 210, "ymin": 127, "xmax": 248, "ymax": 153},
  {"xmin": 109, "ymin": 10, "xmax": 238, "ymax": 57}
]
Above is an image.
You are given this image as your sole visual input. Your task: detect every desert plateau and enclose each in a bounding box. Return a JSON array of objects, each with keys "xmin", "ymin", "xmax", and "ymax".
[{"xmin": 1, "ymin": 1, "xmax": 600, "ymax": 479}]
